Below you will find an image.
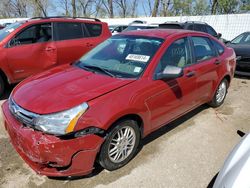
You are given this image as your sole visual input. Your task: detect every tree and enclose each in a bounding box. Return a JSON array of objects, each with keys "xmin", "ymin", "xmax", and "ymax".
[
  {"xmin": 160, "ymin": 0, "xmax": 172, "ymax": 17},
  {"xmin": 171, "ymin": 0, "xmax": 192, "ymax": 16},
  {"xmin": 211, "ymin": 0, "xmax": 218, "ymax": 14},
  {"xmin": 72, "ymin": 0, "xmax": 76, "ymax": 17},
  {"xmin": 211, "ymin": 0, "xmax": 239, "ymax": 14},
  {"xmin": 241, "ymin": 0, "xmax": 250, "ymax": 11},
  {"xmin": 0, "ymin": 0, "xmax": 12, "ymax": 18},
  {"xmin": 58, "ymin": 0, "xmax": 70, "ymax": 16},
  {"xmin": 131, "ymin": 0, "xmax": 138, "ymax": 17},
  {"xmin": 217, "ymin": 0, "xmax": 239, "ymax": 14},
  {"xmin": 29, "ymin": 0, "xmax": 50, "ymax": 17},
  {"xmin": 115, "ymin": 0, "xmax": 128, "ymax": 18},
  {"xmin": 152, "ymin": 0, "xmax": 160, "ymax": 17},
  {"xmin": 142, "ymin": 0, "xmax": 153, "ymax": 17},
  {"xmin": 193, "ymin": 0, "xmax": 210, "ymax": 16},
  {"xmin": 77, "ymin": 0, "xmax": 94, "ymax": 16},
  {"xmin": 9, "ymin": 0, "xmax": 28, "ymax": 17},
  {"xmin": 102, "ymin": 0, "xmax": 114, "ymax": 18},
  {"xmin": 94, "ymin": 0, "xmax": 106, "ymax": 17}
]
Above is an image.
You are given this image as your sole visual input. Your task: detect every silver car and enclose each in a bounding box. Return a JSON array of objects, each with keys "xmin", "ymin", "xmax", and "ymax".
[{"xmin": 213, "ymin": 131, "xmax": 250, "ymax": 188}]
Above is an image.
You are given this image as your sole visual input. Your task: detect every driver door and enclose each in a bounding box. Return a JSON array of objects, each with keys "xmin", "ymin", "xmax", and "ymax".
[
  {"xmin": 6, "ymin": 23, "xmax": 57, "ymax": 81},
  {"xmin": 146, "ymin": 37, "xmax": 198, "ymax": 130}
]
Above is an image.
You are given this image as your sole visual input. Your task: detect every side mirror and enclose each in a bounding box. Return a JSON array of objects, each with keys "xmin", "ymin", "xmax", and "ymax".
[
  {"xmin": 217, "ymin": 33, "xmax": 222, "ymax": 39},
  {"xmin": 154, "ymin": 65, "xmax": 183, "ymax": 80}
]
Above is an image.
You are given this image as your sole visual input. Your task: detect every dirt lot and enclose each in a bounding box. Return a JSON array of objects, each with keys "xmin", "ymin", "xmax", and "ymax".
[{"xmin": 0, "ymin": 77, "xmax": 250, "ymax": 188}]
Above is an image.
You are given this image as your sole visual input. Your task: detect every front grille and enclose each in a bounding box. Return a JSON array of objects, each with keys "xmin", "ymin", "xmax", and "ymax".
[{"xmin": 9, "ymin": 97, "xmax": 39, "ymax": 126}]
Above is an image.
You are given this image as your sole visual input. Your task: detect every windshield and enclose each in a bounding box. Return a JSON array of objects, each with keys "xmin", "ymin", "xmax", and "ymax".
[
  {"xmin": 231, "ymin": 33, "xmax": 250, "ymax": 44},
  {"xmin": 109, "ymin": 25, "xmax": 116, "ymax": 31},
  {"xmin": 77, "ymin": 35, "xmax": 164, "ymax": 78},
  {"xmin": 0, "ymin": 22, "xmax": 22, "ymax": 42}
]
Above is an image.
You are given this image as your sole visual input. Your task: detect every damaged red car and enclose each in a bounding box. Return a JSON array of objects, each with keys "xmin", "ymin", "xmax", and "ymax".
[{"xmin": 2, "ymin": 29, "xmax": 236, "ymax": 177}]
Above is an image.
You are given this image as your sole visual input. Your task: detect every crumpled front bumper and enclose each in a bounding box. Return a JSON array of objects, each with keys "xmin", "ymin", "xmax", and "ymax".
[{"xmin": 2, "ymin": 101, "xmax": 104, "ymax": 177}]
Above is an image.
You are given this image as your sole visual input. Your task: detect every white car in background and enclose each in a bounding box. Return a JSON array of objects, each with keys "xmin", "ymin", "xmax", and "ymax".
[{"xmin": 109, "ymin": 25, "xmax": 128, "ymax": 35}]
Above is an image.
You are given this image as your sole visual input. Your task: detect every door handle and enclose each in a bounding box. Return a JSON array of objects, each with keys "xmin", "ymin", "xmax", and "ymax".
[
  {"xmin": 45, "ymin": 47, "xmax": 55, "ymax": 52},
  {"xmin": 214, "ymin": 60, "xmax": 221, "ymax": 65},
  {"xmin": 186, "ymin": 71, "xmax": 195, "ymax": 77}
]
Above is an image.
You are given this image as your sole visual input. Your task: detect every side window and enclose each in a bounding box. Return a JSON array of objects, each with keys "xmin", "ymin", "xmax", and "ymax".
[
  {"xmin": 14, "ymin": 25, "xmax": 36, "ymax": 45},
  {"xmin": 192, "ymin": 37, "xmax": 216, "ymax": 62},
  {"xmin": 186, "ymin": 24, "xmax": 194, "ymax": 30},
  {"xmin": 155, "ymin": 38, "xmax": 191, "ymax": 73},
  {"xmin": 114, "ymin": 26, "xmax": 122, "ymax": 32},
  {"xmin": 55, "ymin": 22, "xmax": 83, "ymax": 41},
  {"xmin": 85, "ymin": 23, "xmax": 102, "ymax": 37},
  {"xmin": 206, "ymin": 26, "xmax": 217, "ymax": 37},
  {"xmin": 194, "ymin": 24, "xmax": 206, "ymax": 32},
  {"xmin": 10, "ymin": 23, "xmax": 51, "ymax": 46},
  {"xmin": 211, "ymin": 39, "xmax": 225, "ymax": 55}
]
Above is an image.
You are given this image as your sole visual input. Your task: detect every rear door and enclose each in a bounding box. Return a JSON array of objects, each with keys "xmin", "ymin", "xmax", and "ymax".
[
  {"xmin": 54, "ymin": 22, "xmax": 105, "ymax": 65},
  {"xmin": 189, "ymin": 36, "xmax": 219, "ymax": 103},
  {"xmin": 84, "ymin": 22, "xmax": 106, "ymax": 49},
  {"xmin": 6, "ymin": 22, "xmax": 56, "ymax": 81},
  {"xmin": 54, "ymin": 22, "xmax": 87, "ymax": 65}
]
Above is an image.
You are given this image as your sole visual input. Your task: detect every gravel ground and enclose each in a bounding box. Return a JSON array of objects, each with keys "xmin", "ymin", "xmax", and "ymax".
[{"xmin": 0, "ymin": 77, "xmax": 250, "ymax": 188}]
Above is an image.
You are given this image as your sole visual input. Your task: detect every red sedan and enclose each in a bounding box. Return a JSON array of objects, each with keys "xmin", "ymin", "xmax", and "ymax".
[{"xmin": 2, "ymin": 29, "xmax": 236, "ymax": 177}]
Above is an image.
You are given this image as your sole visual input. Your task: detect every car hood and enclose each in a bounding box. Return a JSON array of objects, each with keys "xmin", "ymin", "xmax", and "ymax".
[
  {"xmin": 12, "ymin": 65, "xmax": 135, "ymax": 114},
  {"xmin": 213, "ymin": 133, "xmax": 250, "ymax": 188},
  {"xmin": 227, "ymin": 44, "xmax": 250, "ymax": 57}
]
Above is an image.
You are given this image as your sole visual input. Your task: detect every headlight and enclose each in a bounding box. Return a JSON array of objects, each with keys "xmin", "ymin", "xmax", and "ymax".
[{"xmin": 33, "ymin": 103, "xmax": 88, "ymax": 135}]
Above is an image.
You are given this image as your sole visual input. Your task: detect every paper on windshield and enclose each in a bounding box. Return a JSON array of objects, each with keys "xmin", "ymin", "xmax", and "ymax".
[
  {"xmin": 126, "ymin": 54, "xmax": 150, "ymax": 63},
  {"xmin": 134, "ymin": 67, "xmax": 142, "ymax": 73}
]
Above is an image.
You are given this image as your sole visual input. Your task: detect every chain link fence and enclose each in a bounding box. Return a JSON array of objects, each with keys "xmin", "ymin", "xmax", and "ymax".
[
  {"xmin": 103, "ymin": 13, "xmax": 250, "ymax": 40},
  {"xmin": 1, "ymin": 14, "xmax": 250, "ymax": 40}
]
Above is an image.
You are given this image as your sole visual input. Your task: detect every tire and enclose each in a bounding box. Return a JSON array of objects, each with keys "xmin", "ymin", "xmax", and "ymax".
[
  {"xmin": 208, "ymin": 79, "xmax": 228, "ymax": 108},
  {"xmin": 0, "ymin": 75, "xmax": 5, "ymax": 97},
  {"xmin": 98, "ymin": 119, "xmax": 141, "ymax": 171}
]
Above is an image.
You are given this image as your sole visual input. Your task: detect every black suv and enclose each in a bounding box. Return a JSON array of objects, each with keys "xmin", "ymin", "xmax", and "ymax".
[{"xmin": 159, "ymin": 21, "xmax": 221, "ymax": 39}]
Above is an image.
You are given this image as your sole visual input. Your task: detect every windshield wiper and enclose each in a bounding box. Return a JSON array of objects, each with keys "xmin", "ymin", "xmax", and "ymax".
[{"xmin": 81, "ymin": 65, "xmax": 115, "ymax": 77}]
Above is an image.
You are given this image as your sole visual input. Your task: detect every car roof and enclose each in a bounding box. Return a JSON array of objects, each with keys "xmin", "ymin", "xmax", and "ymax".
[
  {"xmin": 120, "ymin": 29, "xmax": 208, "ymax": 39},
  {"xmin": 23, "ymin": 17, "xmax": 102, "ymax": 24}
]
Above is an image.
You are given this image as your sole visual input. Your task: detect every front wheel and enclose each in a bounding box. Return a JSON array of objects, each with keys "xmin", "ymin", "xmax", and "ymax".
[
  {"xmin": 208, "ymin": 79, "xmax": 228, "ymax": 108},
  {"xmin": 98, "ymin": 119, "xmax": 141, "ymax": 171}
]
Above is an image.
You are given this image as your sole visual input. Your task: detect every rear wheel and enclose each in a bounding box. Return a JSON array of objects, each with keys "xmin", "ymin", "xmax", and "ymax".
[
  {"xmin": 208, "ymin": 79, "xmax": 228, "ymax": 108},
  {"xmin": 98, "ymin": 119, "xmax": 140, "ymax": 171}
]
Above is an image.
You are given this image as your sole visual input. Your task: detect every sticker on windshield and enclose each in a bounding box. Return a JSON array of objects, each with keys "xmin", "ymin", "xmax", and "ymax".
[
  {"xmin": 134, "ymin": 67, "xmax": 142, "ymax": 73},
  {"xmin": 126, "ymin": 54, "xmax": 150, "ymax": 63}
]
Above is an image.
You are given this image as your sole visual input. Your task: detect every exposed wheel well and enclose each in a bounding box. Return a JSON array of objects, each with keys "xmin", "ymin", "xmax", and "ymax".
[
  {"xmin": 108, "ymin": 114, "xmax": 144, "ymax": 138},
  {"xmin": 223, "ymin": 75, "xmax": 231, "ymax": 85},
  {"xmin": 0, "ymin": 69, "xmax": 8, "ymax": 85}
]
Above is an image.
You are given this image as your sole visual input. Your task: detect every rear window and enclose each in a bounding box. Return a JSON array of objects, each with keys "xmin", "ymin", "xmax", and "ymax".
[
  {"xmin": 159, "ymin": 24, "xmax": 183, "ymax": 29},
  {"xmin": 55, "ymin": 22, "xmax": 84, "ymax": 41},
  {"xmin": 192, "ymin": 37, "xmax": 216, "ymax": 62},
  {"xmin": 194, "ymin": 24, "xmax": 207, "ymax": 33},
  {"xmin": 211, "ymin": 39, "xmax": 224, "ymax": 55},
  {"xmin": 85, "ymin": 23, "xmax": 102, "ymax": 37},
  {"xmin": 206, "ymin": 26, "xmax": 217, "ymax": 37}
]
